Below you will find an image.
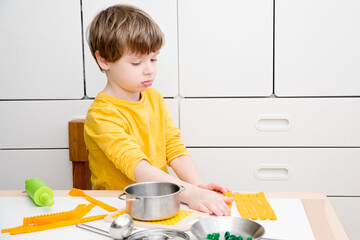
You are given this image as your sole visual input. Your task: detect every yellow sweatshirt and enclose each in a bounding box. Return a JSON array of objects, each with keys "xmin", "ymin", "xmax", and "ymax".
[{"xmin": 84, "ymin": 88, "xmax": 189, "ymax": 190}]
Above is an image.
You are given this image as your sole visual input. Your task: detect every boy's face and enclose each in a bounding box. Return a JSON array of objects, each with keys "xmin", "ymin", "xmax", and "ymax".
[{"xmin": 104, "ymin": 51, "xmax": 159, "ymax": 100}]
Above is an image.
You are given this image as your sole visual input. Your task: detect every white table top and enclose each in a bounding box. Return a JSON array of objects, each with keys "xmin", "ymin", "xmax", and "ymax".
[{"xmin": 0, "ymin": 191, "xmax": 349, "ymax": 240}]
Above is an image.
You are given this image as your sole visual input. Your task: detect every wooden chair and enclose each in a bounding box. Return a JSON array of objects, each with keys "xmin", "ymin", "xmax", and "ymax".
[{"xmin": 68, "ymin": 119, "xmax": 92, "ymax": 190}]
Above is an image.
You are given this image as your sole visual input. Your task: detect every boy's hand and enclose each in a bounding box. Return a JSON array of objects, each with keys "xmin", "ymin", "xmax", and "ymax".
[
  {"xmin": 183, "ymin": 186, "xmax": 234, "ymax": 216},
  {"xmin": 197, "ymin": 183, "xmax": 232, "ymax": 194}
]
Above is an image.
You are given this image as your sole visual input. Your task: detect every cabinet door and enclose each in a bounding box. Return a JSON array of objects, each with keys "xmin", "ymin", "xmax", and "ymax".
[
  {"xmin": 0, "ymin": 100, "xmax": 93, "ymax": 149},
  {"xmin": 178, "ymin": 0, "xmax": 273, "ymax": 97},
  {"xmin": 275, "ymin": 0, "xmax": 360, "ymax": 96},
  {"xmin": 180, "ymin": 98, "xmax": 360, "ymax": 147},
  {"xmin": 82, "ymin": 0, "xmax": 178, "ymax": 98},
  {"xmin": 0, "ymin": 0, "xmax": 83, "ymax": 99},
  {"xmin": 0, "ymin": 150, "xmax": 72, "ymax": 190},
  {"xmin": 188, "ymin": 148, "xmax": 360, "ymax": 195},
  {"xmin": 329, "ymin": 197, "xmax": 360, "ymax": 239}
]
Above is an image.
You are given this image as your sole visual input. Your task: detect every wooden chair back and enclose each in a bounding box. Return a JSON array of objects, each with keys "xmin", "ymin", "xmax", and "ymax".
[{"xmin": 68, "ymin": 119, "xmax": 92, "ymax": 190}]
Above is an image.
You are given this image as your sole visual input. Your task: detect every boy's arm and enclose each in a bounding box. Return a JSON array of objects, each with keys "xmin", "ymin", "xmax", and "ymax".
[
  {"xmin": 170, "ymin": 155, "xmax": 231, "ymax": 193},
  {"xmin": 134, "ymin": 160, "xmax": 233, "ymax": 216},
  {"xmin": 169, "ymin": 155, "xmax": 203, "ymax": 185}
]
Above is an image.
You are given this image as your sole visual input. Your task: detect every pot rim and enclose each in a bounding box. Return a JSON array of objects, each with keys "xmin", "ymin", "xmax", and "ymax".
[{"xmin": 123, "ymin": 181, "xmax": 185, "ymax": 198}]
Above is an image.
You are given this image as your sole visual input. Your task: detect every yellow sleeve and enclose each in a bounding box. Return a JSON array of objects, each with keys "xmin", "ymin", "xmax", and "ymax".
[
  {"xmin": 84, "ymin": 108, "xmax": 150, "ymax": 181},
  {"xmin": 163, "ymin": 100, "xmax": 190, "ymax": 164}
]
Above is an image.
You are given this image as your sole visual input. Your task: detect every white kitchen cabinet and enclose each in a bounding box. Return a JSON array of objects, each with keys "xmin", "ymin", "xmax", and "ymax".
[
  {"xmin": 0, "ymin": 0, "xmax": 84, "ymax": 99},
  {"xmin": 188, "ymin": 148, "xmax": 360, "ymax": 195},
  {"xmin": 329, "ymin": 197, "xmax": 360, "ymax": 239},
  {"xmin": 82, "ymin": 0, "xmax": 178, "ymax": 98},
  {"xmin": 0, "ymin": 100, "xmax": 93, "ymax": 149},
  {"xmin": 180, "ymin": 98, "xmax": 360, "ymax": 147},
  {"xmin": 178, "ymin": 0, "xmax": 273, "ymax": 97},
  {"xmin": 0, "ymin": 150, "xmax": 73, "ymax": 190},
  {"xmin": 0, "ymin": 99, "xmax": 178, "ymax": 149},
  {"xmin": 275, "ymin": 0, "xmax": 360, "ymax": 97}
]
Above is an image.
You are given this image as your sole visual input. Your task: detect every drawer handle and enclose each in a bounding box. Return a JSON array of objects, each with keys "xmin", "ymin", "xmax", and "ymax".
[
  {"xmin": 254, "ymin": 164, "xmax": 292, "ymax": 181},
  {"xmin": 255, "ymin": 115, "xmax": 292, "ymax": 131}
]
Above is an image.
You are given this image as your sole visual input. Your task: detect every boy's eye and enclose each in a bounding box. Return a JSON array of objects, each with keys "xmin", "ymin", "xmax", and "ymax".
[
  {"xmin": 151, "ymin": 58, "xmax": 157, "ymax": 62},
  {"xmin": 131, "ymin": 61, "xmax": 141, "ymax": 66}
]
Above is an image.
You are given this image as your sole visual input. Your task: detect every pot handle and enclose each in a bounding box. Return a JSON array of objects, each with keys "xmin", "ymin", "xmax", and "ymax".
[{"xmin": 118, "ymin": 192, "xmax": 140, "ymax": 201}]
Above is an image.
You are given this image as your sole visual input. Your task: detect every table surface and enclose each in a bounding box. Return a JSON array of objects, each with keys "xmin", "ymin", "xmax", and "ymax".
[{"xmin": 0, "ymin": 190, "xmax": 349, "ymax": 240}]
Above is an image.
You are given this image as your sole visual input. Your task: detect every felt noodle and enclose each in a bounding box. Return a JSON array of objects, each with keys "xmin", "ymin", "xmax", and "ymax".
[
  {"xmin": 223, "ymin": 192, "xmax": 233, "ymax": 216},
  {"xmin": 233, "ymin": 193, "xmax": 250, "ymax": 219},
  {"xmin": 256, "ymin": 192, "xmax": 277, "ymax": 220},
  {"xmin": 75, "ymin": 203, "xmax": 97, "ymax": 218},
  {"xmin": 112, "ymin": 209, "xmax": 127, "ymax": 219},
  {"xmin": 68, "ymin": 188, "xmax": 118, "ymax": 212},
  {"xmin": 3, "ymin": 214, "xmax": 107, "ymax": 235},
  {"xmin": 233, "ymin": 192, "xmax": 277, "ymax": 220},
  {"xmin": 22, "ymin": 204, "xmax": 87, "ymax": 226},
  {"xmin": 2, "ymin": 203, "xmax": 98, "ymax": 235},
  {"xmin": 248, "ymin": 194, "xmax": 268, "ymax": 220},
  {"xmin": 241, "ymin": 194, "xmax": 258, "ymax": 220},
  {"xmin": 151, "ymin": 210, "xmax": 193, "ymax": 225}
]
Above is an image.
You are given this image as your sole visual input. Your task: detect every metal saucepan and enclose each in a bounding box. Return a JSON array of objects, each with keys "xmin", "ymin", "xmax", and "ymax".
[
  {"xmin": 191, "ymin": 216, "xmax": 283, "ymax": 240},
  {"xmin": 118, "ymin": 182, "xmax": 185, "ymax": 221}
]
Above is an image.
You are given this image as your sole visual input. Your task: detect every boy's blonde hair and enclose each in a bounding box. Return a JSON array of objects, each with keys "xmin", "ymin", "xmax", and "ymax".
[{"xmin": 88, "ymin": 4, "xmax": 164, "ymax": 71}]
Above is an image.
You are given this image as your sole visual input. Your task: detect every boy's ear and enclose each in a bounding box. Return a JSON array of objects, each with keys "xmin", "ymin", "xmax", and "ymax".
[{"xmin": 95, "ymin": 51, "xmax": 110, "ymax": 71}]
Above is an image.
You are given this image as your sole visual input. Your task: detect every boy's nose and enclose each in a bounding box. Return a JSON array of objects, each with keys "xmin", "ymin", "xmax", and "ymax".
[{"xmin": 143, "ymin": 62, "xmax": 155, "ymax": 75}]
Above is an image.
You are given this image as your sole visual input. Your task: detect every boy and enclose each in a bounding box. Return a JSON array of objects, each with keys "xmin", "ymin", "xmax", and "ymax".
[{"xmin": 84, "ymin": 4, "xmax": 233, "ymax": 216}]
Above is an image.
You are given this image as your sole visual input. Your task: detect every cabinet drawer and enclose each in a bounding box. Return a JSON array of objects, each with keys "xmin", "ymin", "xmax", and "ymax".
[
  {"xmin": 0, "ymin": 99, "xmax": 178, "ymax": 149},
  {"xmin": 180, "ymin": 98, "xmax": 360, "ymax": 146},
  {"xmin": 0, "ymin": 150, "xmax": 72, "ymax": 190},
  {"xmin": 329, "ymin": 197, "xmax": 360, "ymax": 239},
  {"xmin": 178, "ymin": 0, "xmax": 273, "ymax": 97},
  {"xmin": 188, "ymin": 148, "xmax": 360, "ymax": 195},
  {"xmin": 83, "ymin": 0, "xmax": 178, "ymax": 98}
]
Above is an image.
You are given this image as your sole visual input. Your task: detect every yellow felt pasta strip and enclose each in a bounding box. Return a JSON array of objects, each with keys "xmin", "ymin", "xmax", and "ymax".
[
  {"xmin": 111, "ymin": 209, "xmax": 127, "ymax": 219},
  {"xmin": 233, "ymin": 193, "xmax": 250, "ymax": 219},
  {"xmin": 1, "ymin": 228, "xmax": 12, "ymax": 233},
  {"xmin": 257, "ymin": 192, "xmax": 277, "ymax": 220},
  {"xmin": 241, "ymin": 194, "xmax": 258, "ymax": 220},
  {"xmin": 223, "ymin": 192, "xmax": 233, "ymax": 216},
  {"xmin": 151, "ymin": 210, "xmax": 193, "ymax": 225},
  {"xmin": 21, "ymin": 203, "xmax": 96, "ymax": 227},
  {"xmin": 248, "ymin": 194, "xmax": 267, "ymax": 220},
  {"xmin": 3, "ymin": 206, "xmax": 80, "ymax": 233},
  {"xmin": 2, "ymin": 214, "xmax": 107, "ymax": 235},
  {"xmin": 75, "ymin": 203, "xmax": 96, "ymax": 218},
  {"xmin": 22, "ymin": 204, "xmax": 87, "ymax": 226},
  {"xmin": 68, "ymin": 188, "xmax": 118, "ymax": 212}
]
